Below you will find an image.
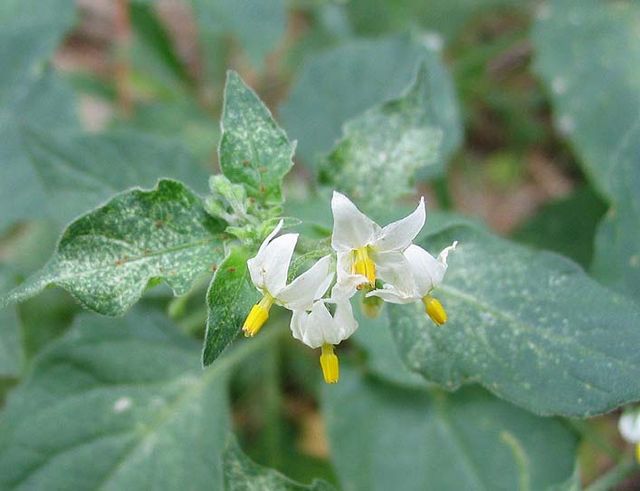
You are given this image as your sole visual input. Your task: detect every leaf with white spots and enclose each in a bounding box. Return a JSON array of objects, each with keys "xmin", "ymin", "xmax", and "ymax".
[
  {"xmin": 0, "ymin": 307, "xmax": 232, "ymax": 490},
  {"xmin": 1, "ymin": 179, "xmax": 225, "ymax": 316},
  {"xmin": 532, "ymin": 0, "xmax": 640, "ymax": 198},
  {"xmin": 388, "ymin": 225, "xmax": 640, "ymax": 416},
  {"xmin": 202, "ymin": 247, "xmax": 259, "ymax": 366},
  {"xmin": 319, "ymin": 63, "xmax": 442, "ymax": 213},
  {"xmin": 223, "ymin": 437, "xmax": 335, "ymax": 490},
  {"xmin": 219, "ymin": 71, "xmax": 295, "ymax": 204},
  {"xmin": 323, "ymin": 366, "xmax": 578, "ymax": 491}
]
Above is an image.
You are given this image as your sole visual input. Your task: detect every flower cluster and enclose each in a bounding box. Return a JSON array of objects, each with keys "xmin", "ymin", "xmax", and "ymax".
[{"xmin": 242, "ymin": 191, "xmax": 457, "ymax": 384}]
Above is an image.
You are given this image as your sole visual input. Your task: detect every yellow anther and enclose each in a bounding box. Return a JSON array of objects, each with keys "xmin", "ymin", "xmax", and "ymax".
[
  {"xmin": 242, "ymin": 294, "xmax": 274, "ymax": 337},
  {"xmin": 320, "ymin": 343, "xmax": 339, "ymax": 384},
  {"xmin": 423, "ymin": 295, "xmax": 447, "ymax": 326},
  {"xmin": 352, "ymin": 247, "xmax": 376, "ymax": 289},
  {"xmin": 636, "ymin": 443, "xmax": 640, "ymax": 464}
]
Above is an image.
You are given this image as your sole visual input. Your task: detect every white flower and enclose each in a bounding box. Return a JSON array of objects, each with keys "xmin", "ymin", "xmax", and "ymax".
[
  {"xmin": 243, "ymin": 220, "xmax": 333, "ymax": 337},
  {"xmin": 619, "ymin": 410, "xmax": 640, "ymax": 463},
  {"xmin": 290, "ymin": 293, "xmax": 358, "ymax": 383},
  {"xmin": 367, "ymin": 242, "xmax": 457, "ymax": 325},
  {"xmin": 331, "ymin": 191, "xmax": 426, "ymax": 297}
]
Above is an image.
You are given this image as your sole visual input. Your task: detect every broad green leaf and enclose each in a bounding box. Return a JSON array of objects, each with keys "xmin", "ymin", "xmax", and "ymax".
[
  {"xmin": 319, "ymin": 63, "xmax": 442, "ymax": 212},
  {"xmin": 532, "ymin": 0, "xmax": 640, "ymax": 198},
  {"xmin": 323, "ymin": 366, "xmax": 578, "ymax": 491},
  {"xmin": 513, "ymin": 187, "xmax": 606, "ymax": 268},
  {"xmin": 280, "ymin": 33, "xmax": 461, "ymax": 170},
  {"xmin": 1, "ymin": 180, "xmax": 224, "ymax": 316},
  {"xmin": 24, "ymin": 129, "xmax": 209, "ymax": 224},
  {"xmin": 592, "ymin": 153, "xmax": 640, "ymax": 304},
  {"xmin": 0, "ymin": 308, "xmax": 231, "ymax": 490},
  {"xmin": 190, "ymin": 0, "xmax": 286, "ymax": 69},
  {"xmin": 0, "ymin": 1, "xmax": 78, "ymax": 231},
  {"xmin": 202, "ymin": 248, "xmax": 259, "ymax": 366},
  {"xmin": 0, "ymin": 266, "xmax": 21, "ymax": 377},
  {"xmin": 220, "ymin": 71, "xmax": 295, "ymax": 204},
  {"xmin": 223, "ymin": 438, "xmax": 335, "ymax": 491},
  {"xmin": 389, "ymin": 225, "xmax": 640, "ymax": 417}
]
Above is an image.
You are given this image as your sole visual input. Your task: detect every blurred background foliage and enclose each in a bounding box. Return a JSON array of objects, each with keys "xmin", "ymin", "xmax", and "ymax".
[{"xmin": 0, "ymin": 0, "xmax": 638, "ymax": 489}]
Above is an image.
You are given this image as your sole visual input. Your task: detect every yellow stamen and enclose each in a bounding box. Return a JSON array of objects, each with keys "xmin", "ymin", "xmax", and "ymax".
[
  {"xmin": 242, "ymin": 294, "xmax": 274, "ymax": 337},
  {"xmin": 352, "ymin": 247, "xmax": 376, "ymax": 289},
  {"xmin": 423, "ymin": 295, "xmax": 447, "ymax": 326},
  {"xmin": 636, "ymin": 443, "xmax": 640, "ymax": 463},
  {"xmin": 320, "ymin": 343, "xmax": 339, "ymax": 384}
]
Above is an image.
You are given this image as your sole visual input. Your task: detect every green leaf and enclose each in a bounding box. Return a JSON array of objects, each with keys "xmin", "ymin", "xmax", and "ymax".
[
  {"xmin": 0, "ymin": 1, "xmax": 78, "ymax": 231},
  {"xmin": 202, "ymin": 248, "xmax": 259, "ymax": 366},
  {"xmin": 0, "ymin": 307, "xmax": 231, "ymax": 490},
  {"xmin": 24, "ymin": 128, "xmax": 209, "ymax": 224},
  {"xmin": 532, "ymin": 0, "xmax": 640, "ymax": 199},
  {"xmin": 319, "ymin": 63, "xmax": 442, "ymax": 212},
  {"xmin": 388, "ymin": 225, "xmax": 640, "ymax": 416},
  {"xmin": 190, "ymin": 0, "xmax": 286, "ymax": 68},
  {"xmin": 220, "ymin": 71, "xmax": 295, "ymax": 204},
  {"xmin": 592, "ymin": 153, "xmax": 640, "ymax": 304},
  {"xmin": 223, "ymin": 437, "xmax": 335, "ymax": 491},
  {"xmin": 1, "ymin": 180, "xmax": 224, "ymax": 316},
  {"xmin": 0, "ymin": 266, "xmax": 22, "ymax": 377},
  {"xmin": 323, "ymin": 366, "xmax": 578, "ymax": 491},
  {"xmin": 280, "ymin": 33, "xmax": 461, "ymax": 170},
  {"xmin": 513, "ymin": 187, "xmax": 607, "ymax": 268}
]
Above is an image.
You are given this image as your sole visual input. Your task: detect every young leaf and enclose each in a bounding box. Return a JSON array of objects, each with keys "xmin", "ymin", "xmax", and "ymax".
[
  {"xmin": 592, "ymin": 154, "xmax": 640, "ymax": 304},
  {"xmin": 0, "ymin": 308, "xmax": 231, "ymax": 490},
  {"xmin": 280, "ymin": 33, "xmax": 461, "ymax": 170},
  {"xmin": 532, "ymin": 0, "xmax": 640, "ymax": 199},
  {"xmin": 24, "ymin": 129, "xmax": 210, "ymax": 224},
  {"xmin": 323, "ymin": 367, "xmax": 578, "ymax": 491},
  {"xmin": 319, "ymin": 63, "xmax": 442, "ymax": 212},
  {"xmin": 1, "ymin": 180, "xmax": 225, "ymax": 316},
  {"xmin": 202, "ymin": 248, "xmax": 259, "ymax": 366},
  {"xmin": 388, "ymin": 225, "xmax": 640, "ymax": 417},
  {"xmin": 219, "ymin": 71, "xmax": 295, "ymax": 204},
  {"xmin": 223, "ymin": 437, "xmax": 335, "ymax": 491}
]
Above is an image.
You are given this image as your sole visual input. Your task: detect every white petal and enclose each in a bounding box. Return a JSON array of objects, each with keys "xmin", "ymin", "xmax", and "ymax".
[
  {"xmin": 403, "ymin": 244, "xmax": 443, "ymax": 294},
  {"xmin": 277, "ymin": 256, "xmax": 334, "ymax": 311},
  {"xmin": 331, "ymin": 299, "xmax": 358, "ymax": 342},
  {"xmin": 372, "ymin": 197, "xmax": 426, "ymax": 252},
  {"xmin": 289, "ymin": 309, "xmax": 308, "ymax": 344},
  {"xmin": 248, "ymin": 233, "xmax": 298, "ymax": 296},
  {"xmin": 374, "ymin": 250, "xmax": 416, "ymax": 292},
  {"xmin": 438, "ymin": 241, "xmax": 458, "ymax": 266},
  {"xmin": 331, "ymin": 191, "xmax": 378, "ymax": 251},
  {"xmin": 334, "ymin": 251, "xmax": 365, "ymax": 299},
  {"xmin": 302, "ymin": 301, "xmax": 334, "ymax": 349},
  {"xmin": 619, "ymin": 412, "xmax": 640, "ymax": 443},
  {"xmin": 247, "ymin": 220, "xmax": 284, "ymax": 290},
  {"xmin": 366, "ymin": 286, "xmax": 417, "ymax": 304}
]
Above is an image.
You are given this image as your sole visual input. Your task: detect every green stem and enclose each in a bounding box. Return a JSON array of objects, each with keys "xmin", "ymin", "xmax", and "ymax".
[{"xmin": 584, "ymin": 457, "xmax": 637, "ymax": 491}]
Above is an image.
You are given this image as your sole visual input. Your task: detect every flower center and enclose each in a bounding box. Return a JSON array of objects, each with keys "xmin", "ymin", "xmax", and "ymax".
[
  {"xmin": 242, "ymin": 293, "xmax": 275, "ymax": 337},
  {"xmin": 422, "ymin": 295, "xmax": 447, "ymax": 326},
  {"xmin": 320, "ymin": 343, "xmax": 339, "ymax": 384},
  {"xmin": 352, "ymin": 247, "xmax": 376, "ymax": 289}
]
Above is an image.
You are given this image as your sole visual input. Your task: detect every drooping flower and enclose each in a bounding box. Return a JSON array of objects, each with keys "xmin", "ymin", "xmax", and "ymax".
[
  {"xmin": 619, "ymin": 410, "xmax": 640, "ymax": 463},
  {"xmin": 243, "ymin": 221, "xmax": 333, "ymax": 337},
  {"xmin": 331, "ymin": 191, "xmax": 426, "ymax": 297},
  {"xmin": 367, "ymin": 242, "xmax": 457, "ymax": 325},
  {"xmin": 290, "ymin": 294, "xmax": 358, "ymax": 383}
]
